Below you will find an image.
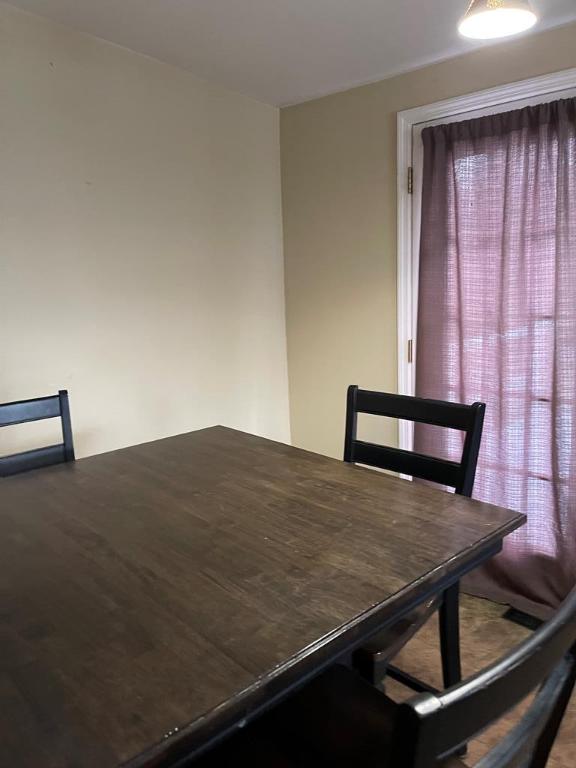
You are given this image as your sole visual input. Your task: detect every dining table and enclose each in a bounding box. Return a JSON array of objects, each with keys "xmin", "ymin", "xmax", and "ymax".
[{"xmin": 0, "ymin": 425, "xmax": 525, "ymax": 767}]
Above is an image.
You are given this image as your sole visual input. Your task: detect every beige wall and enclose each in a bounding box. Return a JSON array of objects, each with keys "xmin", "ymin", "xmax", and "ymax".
[
  {"xmin": 281, "ymin": 22, "xmax": 576, "ymax": 459},
  {"xmin": 0, "ymin": 3, "xmax": 290, "ymax": 459}
]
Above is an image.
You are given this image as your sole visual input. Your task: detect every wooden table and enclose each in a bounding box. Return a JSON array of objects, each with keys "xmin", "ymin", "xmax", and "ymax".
[{"xmin": 0, "ymin": 426, "xmax": 524, "ymax": 768}]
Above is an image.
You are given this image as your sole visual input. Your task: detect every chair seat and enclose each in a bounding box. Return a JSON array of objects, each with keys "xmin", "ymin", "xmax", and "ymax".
[{"xmin": 194, "ymin": 665, "xmax": 467, "ymax": 767}]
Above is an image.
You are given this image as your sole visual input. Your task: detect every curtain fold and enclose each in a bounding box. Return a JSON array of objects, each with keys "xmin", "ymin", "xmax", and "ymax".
[{"xmin": 415, "ymin": 98, "xmax": 576, "ymax": 618}]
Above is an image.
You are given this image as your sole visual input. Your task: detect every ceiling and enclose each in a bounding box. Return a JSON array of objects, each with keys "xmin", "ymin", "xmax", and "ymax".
[{"xmin": 7, "ymin": 0, "xmax": 576, "ymax": 106}]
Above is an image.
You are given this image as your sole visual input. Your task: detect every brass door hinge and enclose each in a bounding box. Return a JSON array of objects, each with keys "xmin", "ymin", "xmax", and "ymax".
[
  {"xmin": 407, "ymin": 166, "xmax": 413, "ymax": 195},
  {"xmin": 408, "ymin": 339, "xmax": 413, "ymax": 363}
]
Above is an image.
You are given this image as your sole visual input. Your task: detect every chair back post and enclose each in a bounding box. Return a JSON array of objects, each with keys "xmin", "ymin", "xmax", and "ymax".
[
  {"xmin": 343, "ymin": 385, "xmax": 359, "ymax": 463},
  {"xmin": 456, "ymin": 401, "xmax": 485, "ymax": 496},
  {"xmin": 58, "ymin": 390, "xmax": 75, "ymax": 462}
]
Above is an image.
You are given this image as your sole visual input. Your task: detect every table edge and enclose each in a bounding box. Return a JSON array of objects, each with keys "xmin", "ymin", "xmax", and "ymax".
[{"xmin": 123, "ymin": 511, "xmax": 525, "ymax": 768}]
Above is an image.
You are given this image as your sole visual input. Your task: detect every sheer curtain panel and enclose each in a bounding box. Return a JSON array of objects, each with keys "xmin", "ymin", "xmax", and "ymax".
[{"xmin": 415, "ymin": 98, "xmax": 576, "ymax": 617}]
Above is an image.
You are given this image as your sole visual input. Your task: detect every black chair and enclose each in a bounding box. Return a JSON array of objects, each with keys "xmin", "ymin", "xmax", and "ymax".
[
  {"xmin": 0, "ymin": 390, "xmax": 75, "ymax": 477},
  {"xmin": 194, "ymin": 585, "xmax": 576, "ymax": 768},
  {"xmin": 344, "ymin": 385, "xmax": 486, "ymax": 694}
]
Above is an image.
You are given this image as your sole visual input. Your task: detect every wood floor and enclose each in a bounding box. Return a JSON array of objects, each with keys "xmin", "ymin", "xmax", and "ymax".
[{"xmin": 386, "ymin": 594, "xmax": 576, "ymax": 768}]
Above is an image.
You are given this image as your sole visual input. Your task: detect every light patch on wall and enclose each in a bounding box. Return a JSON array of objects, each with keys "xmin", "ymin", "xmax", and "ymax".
[{"xmin": 0, "ymin": 419, "xmax": 63, "ymax": 457}]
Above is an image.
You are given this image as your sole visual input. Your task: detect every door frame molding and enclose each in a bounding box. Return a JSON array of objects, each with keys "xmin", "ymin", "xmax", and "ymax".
[{"xmin": 396, "ymin": 67, "xmax": 576, "ymax": 451}]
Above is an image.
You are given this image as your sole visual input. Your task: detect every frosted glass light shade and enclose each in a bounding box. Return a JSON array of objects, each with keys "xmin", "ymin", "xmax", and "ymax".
[{"xmin": 458, "ymin": 0, "xmax": 538, "ymax": 39}]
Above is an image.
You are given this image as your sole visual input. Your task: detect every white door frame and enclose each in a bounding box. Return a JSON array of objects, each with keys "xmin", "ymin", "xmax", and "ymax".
[{"xmin": 396, "ymin": 67, "xmax": 576, "ymax": 452}]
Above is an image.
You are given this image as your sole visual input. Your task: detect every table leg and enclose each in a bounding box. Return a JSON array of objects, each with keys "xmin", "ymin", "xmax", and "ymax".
[{"xmin": 439, "ymin": 581, "xmax": 462, "ymax": 690}]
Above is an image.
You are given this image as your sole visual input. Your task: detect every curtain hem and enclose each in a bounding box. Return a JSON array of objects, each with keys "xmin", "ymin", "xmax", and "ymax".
[{"xmin": 462, "ymin": 576, "xmax": 555, "ymax": 621}]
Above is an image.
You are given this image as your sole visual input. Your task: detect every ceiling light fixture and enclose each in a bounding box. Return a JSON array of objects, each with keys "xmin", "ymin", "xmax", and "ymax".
[{"xmin": 458, "ymin": 0, "xmax": 538, "ymax": 40}]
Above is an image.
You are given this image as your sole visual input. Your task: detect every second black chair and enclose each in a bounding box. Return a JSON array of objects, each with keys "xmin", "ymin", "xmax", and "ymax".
[
  {"xmin": 344, "ymin": 385, "xmax": 486, "ymax": 693},
  {"xmin": 0, "ymin": 390, "xmax": 75, "ymax": 477}
]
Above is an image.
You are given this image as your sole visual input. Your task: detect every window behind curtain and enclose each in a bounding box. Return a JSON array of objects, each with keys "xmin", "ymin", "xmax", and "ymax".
[{"xmin": 414, "ymin": 98, "xmax": 576, "ymax": 617}]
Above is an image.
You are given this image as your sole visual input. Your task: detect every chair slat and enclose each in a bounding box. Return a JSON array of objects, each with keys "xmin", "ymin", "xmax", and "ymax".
[
  {"xmin": 355, "ymin": 389, "xmax": 478, "ymax": 431},
  {"xmin": 0, "ymin": 444, "xmax": 68, "ymax": 477},
  {"xmin": 352, "ymin": 441, "xmax": 462, "ymax": 488},
  {"xmin": 0, "ymin": 395, "xmax": 61, "ymax": 427}
]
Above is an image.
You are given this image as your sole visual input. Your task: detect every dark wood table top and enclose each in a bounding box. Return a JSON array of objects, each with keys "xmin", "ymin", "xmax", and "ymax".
[{"xmin": 0, "ymin": 426, "xmax": 525, "ymax": 768}]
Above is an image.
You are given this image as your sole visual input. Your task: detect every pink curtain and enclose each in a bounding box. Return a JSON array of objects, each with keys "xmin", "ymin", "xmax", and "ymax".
[{"xmin": 414, "ymin": 98, "xmax": 576, "ymax": 618}]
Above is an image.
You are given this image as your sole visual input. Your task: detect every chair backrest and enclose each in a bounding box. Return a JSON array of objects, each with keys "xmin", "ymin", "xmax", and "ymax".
[
  {"xmin": 392, "ymin": 586, "xmax": 576, "ymax": 768},
  {"xmin": 344, "ymin": 385, "xmax": 486, "ymax": 496},
  {"xmin": 0, "ymin": 390, "xmax": 75, "ymax": 477}
]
